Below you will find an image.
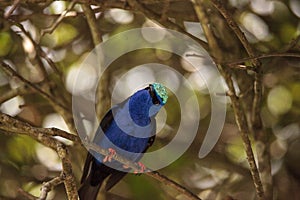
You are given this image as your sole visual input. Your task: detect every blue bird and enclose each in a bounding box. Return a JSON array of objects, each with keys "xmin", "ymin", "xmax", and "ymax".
[{"xmin": 78, "ymin": 83, "xmax": 168, "ymax": 200}]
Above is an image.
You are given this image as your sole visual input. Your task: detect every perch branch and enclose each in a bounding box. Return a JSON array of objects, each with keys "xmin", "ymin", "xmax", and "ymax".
[
  {"xmin": 0, "ymin": 113, "xmax": 200, "ymax": 200},
  {"xmin": 83, "ymin": 141, "xmax": 202, "ymax": 200}
]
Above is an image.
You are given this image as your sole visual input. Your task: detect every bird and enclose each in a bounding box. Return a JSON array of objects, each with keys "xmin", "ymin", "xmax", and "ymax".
[{"xmin": 78, "ymin": 83, "xmax": 168, "ymax": 200}]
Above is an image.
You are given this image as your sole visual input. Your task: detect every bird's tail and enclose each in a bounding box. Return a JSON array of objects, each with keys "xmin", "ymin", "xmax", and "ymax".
[{"xmin": 78, "ymin": 175, "xmax": 102, "ymax": 200}]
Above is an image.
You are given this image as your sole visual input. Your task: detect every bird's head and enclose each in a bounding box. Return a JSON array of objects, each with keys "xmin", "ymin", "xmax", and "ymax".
[
  {"xmin": 147, "ymin": 83, "xmax": 168, "ymax": 117},
  {"xmin": 128, "ymin": 83, "xmax": 168, "ymax": 123},
  {"xmin": 148, "ymin": 83, "xmax": 168, "ymax": 106}
]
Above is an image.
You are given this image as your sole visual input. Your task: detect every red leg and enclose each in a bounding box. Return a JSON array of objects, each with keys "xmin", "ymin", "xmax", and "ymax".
[
  {"xmin": 134, "ymin": 162, "xmax": 146, "ymax": 174},
  {"xmin": 103, "ymin": 148, "xmax": 116, "ymax": 163}
]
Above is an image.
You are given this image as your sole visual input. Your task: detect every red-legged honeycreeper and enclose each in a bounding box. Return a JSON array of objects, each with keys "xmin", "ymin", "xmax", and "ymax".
[{"xmin": 78, "ymin": 83, "xmax": 168, "ymax": 200}]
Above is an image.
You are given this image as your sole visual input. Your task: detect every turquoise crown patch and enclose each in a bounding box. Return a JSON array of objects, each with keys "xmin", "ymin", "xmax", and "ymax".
[{"xmin": 152, "ymin": 83, "xmax": 168, "ymax": 105}]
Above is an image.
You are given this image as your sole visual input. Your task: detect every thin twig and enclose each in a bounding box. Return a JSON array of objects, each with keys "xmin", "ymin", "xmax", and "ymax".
[
  {"xmin": 160, "ymin": 0, "xmax": 170, "ymax": 21},
  {"xmin": 217, "ymin": 64, "xmax": 264, "ymax": 199},
  {"xmin": 17, "ymin": 188, "xmax": 36, "ymax": 200},
  {"xmin": 13, "ymin": 22, "xmax": 48, "ymax": 79},
  {"xmin": 41, "ymin": 0, "xmax": 77, "ymax": 36},
  {"xmin": 38, "ymin": 174, "xmax": 64, "ymax": 200},
  {"xmin": 225, "ymin": 53, "xmax": 300, "ymax": 66},
  {"xmin": 1, "ymin": 61, "xmax": 76, "ymax": 134},
  {"xmin": 4, "ymin": 0, "xmax": 21, "ymax": 19},
  {"xmin": 0, "ymin": 61, "xmax": 68, "ymax": 112},
  {"xmin": 0, "ymin": 84, "xmax": 33, "ymax": 104},
  {"xmin": 127, "ymin": 0, "xmax": 209, "ymax": 51},
  {"xmin": 14, "ymin": 22, "xmax": 63, "ymax": 80},
  {"xmin": 209, "ymin": 0, "xmax": 257, "ymax": 64},
  {"xmin": 13, "ymin": 21, "xmax": 75, "ymax": 134}
]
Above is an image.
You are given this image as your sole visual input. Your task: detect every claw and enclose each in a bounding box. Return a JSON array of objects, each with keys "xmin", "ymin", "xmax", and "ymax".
[
  {"xmin": 134, "ymin": 162, "xmax": 146, "ymax": 174},
  {"xmin": 123, "ymin": 164, "xmax": 129, "ymax": 169},
  {"xmin": 103, "ymin": 148, "xmax": 116, "ymax": 163}
]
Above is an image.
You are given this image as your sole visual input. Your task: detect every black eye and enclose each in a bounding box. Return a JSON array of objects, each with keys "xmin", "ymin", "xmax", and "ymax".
[{"xmin": 149, "ymin": 85, "xmax": 160, "ymax": 105}]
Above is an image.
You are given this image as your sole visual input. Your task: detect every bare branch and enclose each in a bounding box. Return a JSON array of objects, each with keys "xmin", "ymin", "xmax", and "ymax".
[
  {"xmin": 38, "ymin": 174, "xmax": 64, "ymax": 200},
  {"xmin": 127, "ymin": 0, "xmax": 209, "ymax": 51},
  {"xmin": 17, "ymin": 188, "xmax": 36, "ymax": 200},
  {"xmin": 81, "ymin": 4, "xmax": 103, "ymax": 45},
  {"xmin": 41, "ymin": 0, "xmax": 77, "ymax": 36},
  {"xmin": 1, "ymin": 62, "xmax": 67, "ymax": 111},
  {"xmin": 81, "ymin": 3, "xmax": 108, "ymax": 119},
  {"xmin": 4, "ymin": 0, "xmax": 21, "ymax": 19},
  {"xmin": 191, "ymin": 0, "xmax": 265, "ymax": 199},
  {"xmin": 225, "ymin": 53, "xmax": 300, "ymax": 66},
  {"xmin": 84, "ymin": 140, "xmax": 202, "ymax": 200},
  {"xmin": 209, "ymin": 0, "xmax": 257, "ymax": 63},
  {"xmin": 0, "ymin": 113, "xmax": 79, "ymax": 200},
  {"xmin": 0, "ymin": 112, "xmax": 200, "ymax": 200},
  {"xmin": 0, "ymin": 84, "xmax": 33, "ymax": 104},
  {"xmin": 191, "ymin": 0, "xmax": 222, "ymax": 58},
  {"xmin": 1, "ymin": 61, "xmax": 76, "ymax": 134},
  {"xmin": 209, "ymin": 1, "xmax": 273, "ymax": 199}
]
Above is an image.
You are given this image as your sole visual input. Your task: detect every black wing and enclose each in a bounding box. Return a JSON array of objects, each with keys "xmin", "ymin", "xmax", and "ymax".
[
  {"xmin": 105, "ymin": 119, "xmax": 156, "ymax": 190},
  {"xmin": 80, "ymin": 108, "xmax": 115, "ymax": 184}
]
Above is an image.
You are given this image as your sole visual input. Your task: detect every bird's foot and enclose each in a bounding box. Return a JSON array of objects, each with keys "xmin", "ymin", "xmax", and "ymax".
[
  {"xmin": 134, "ymin": 162, "xmax": 146, "ymax": 174},
  {"xmin": 103, "ymin": 148, "xmax": 116, "ymax": 163},
  {"xmin": 123, "ymin": 164, "xmax": 129, "ymax": 169}
]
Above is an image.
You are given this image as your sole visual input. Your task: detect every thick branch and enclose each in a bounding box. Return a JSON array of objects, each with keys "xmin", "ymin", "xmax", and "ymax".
[
  {"xmin": 81, "ymin": 4, "xmax": 103, "ymax": 45},
  {"xmin": 192, "ymin": 1, "xmax": 265, "ymax": 199},
  {"xmin": 209, "ymin": 1, "xmax": 273, "ymax": 199},
  {"xmin": 81, "ymin": 3, "xmax": 108, "ymax": 119},
  {"xmin": 0, "ymin": 113, "xmax": 79, "ymax": 200}
]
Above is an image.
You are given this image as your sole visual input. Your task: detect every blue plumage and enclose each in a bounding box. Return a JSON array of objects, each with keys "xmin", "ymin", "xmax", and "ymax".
[{"xmin": 78, "ymin": 83, "xmax": 168, "ymax": 200}]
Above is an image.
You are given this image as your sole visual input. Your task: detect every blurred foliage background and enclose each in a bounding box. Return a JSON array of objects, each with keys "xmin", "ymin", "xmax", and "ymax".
[{"xmin": 0, "ymin": 0, "xmax": 300, "ymax": 200}]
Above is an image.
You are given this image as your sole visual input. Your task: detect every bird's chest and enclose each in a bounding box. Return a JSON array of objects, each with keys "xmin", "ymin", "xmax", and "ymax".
[
  {"xmin": 93, "ymin": 103, "xmax": 155, "ymax": 162},
  {"xmin": 105, "ymin": 119, "xmax": 151, "ymax": 153}
]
